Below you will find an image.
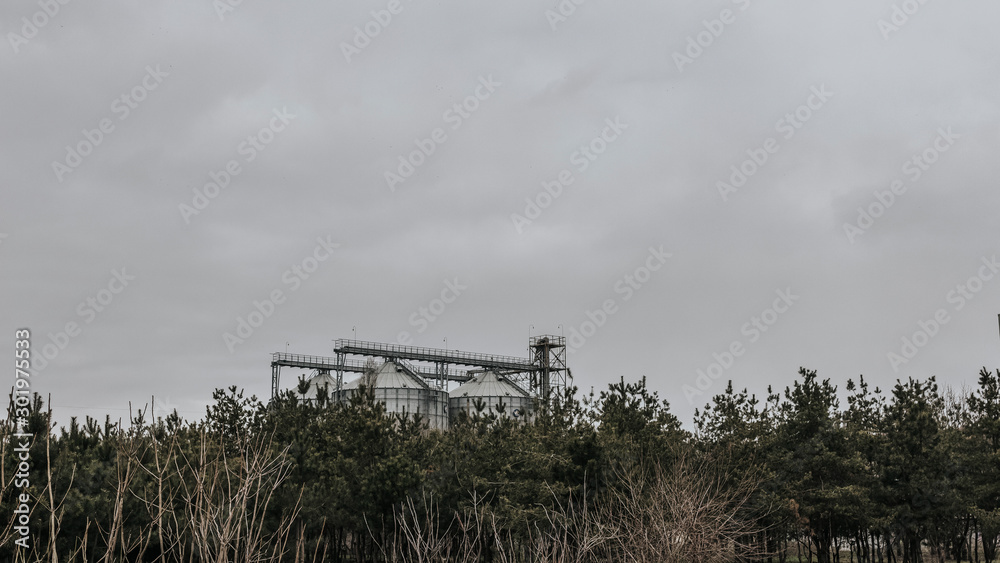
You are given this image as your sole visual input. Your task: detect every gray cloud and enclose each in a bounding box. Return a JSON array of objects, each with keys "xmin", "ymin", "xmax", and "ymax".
[{"xmin": 2, "ymin": 0, "xmax": 998, "ymax": 425}]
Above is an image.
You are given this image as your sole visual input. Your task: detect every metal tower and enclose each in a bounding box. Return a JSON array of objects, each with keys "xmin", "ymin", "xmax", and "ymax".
[{"xmin": 529, "ymin": 335, "xmax": 570, "ymax": 400}]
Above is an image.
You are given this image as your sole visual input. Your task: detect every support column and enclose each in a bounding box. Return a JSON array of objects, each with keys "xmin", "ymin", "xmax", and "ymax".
[
  {"xmin": 271, "ymin": 363, "xmax": 281, "ymax": 401},
  {"xmin": 336, "ymin": 351, "xmax": 345, "ymax": 391}
]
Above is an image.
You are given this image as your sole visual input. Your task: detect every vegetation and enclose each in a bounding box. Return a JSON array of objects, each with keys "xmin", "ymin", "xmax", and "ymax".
[{"xmin": 1, "ymin": 368, "xmax": 999, "ymax": 563}]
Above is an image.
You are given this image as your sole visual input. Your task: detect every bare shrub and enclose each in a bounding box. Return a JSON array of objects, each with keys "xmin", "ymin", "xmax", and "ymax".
[
  {"xmin": 169, "ymin": 428, "xmax": 299, "ymax": 562},
  {"xmin": 601, "ymin": 456, "xmax": 769, "ymax": 563}
]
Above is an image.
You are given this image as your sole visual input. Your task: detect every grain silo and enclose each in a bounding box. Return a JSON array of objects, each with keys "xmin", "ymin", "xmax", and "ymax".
[
  {"xmin": 269, "ymin": 336, "xmax": 570, "ymax": 425},
  {"xmin": 299, "ymin": 371, "xmax": 337, "ymax": 403},
  {"xmin": 338, "ymin": 360, "xmax": 449, "ymax": 430},
  {"xmin": 449, "ymin": 370, "xmax": 533, "ymax": 422}
]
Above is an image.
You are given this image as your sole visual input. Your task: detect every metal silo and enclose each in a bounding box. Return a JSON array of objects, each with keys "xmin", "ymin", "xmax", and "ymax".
[
  {"xmin": 339, "ymin": 360, "xmax": 449, "ymax": 430},
  {"xmin": 449, "ymin": 370, "xmax": 533, "ymax": 423},
  {"xmin": 299, "ymin": 371, "xmax": 337, "ymax": 403}
]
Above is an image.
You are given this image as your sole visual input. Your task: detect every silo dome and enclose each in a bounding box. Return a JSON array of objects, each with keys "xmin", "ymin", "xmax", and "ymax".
[
  {"xmin": 339, "ymin": 360, "xmax": 449, "ymax": 430},
  {"xmin": 300, "ymin": 371, "xmax": 337, "ymax": 403},
  {"xmin": 342, "ymin": 360, "xmax": 427, "ymax": 391},
  {"xmin": 449, "ymin": 371, "xmax": 533, "ymax": 422}
]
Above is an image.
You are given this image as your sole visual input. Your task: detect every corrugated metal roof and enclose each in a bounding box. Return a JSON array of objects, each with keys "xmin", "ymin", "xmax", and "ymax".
[
  {"xmin": 303, "ymin": 372, "xmax": 336, "ymax": 398},
  {"xmin": 342, "ymin": 360, "xmax": 430, "ymax": 390},
  {"xmin": 450, "ymin": 371, "xmax": 530, "ymax": 399}
]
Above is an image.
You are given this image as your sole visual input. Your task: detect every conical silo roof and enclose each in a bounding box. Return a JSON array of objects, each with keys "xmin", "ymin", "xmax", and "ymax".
[
  {"xmin": 450, "ymin": 371, "xmax": 530, "ymax": 399},
  {"xmin": 302, "ymin": 372, "xmax": 336, "ymax": 399},
  {"xmin": 343, "ymin": 360, "xmax": 429, "ymax": 390}
]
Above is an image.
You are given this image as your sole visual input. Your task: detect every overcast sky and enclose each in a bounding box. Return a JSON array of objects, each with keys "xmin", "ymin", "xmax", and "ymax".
[{"xmin": 3, "ymin": 0, "xmax": 999, "ymax": 428}]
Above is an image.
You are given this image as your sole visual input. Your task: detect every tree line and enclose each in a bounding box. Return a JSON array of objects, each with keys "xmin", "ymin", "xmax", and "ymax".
[{"xmin": 1, "ymin": 367, "xmax": 998, "ymax": 563}]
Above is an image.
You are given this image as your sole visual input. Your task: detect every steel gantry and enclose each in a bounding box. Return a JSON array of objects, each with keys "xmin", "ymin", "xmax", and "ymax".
[{"xmin": 270, "ymin": 336, "xmax": 570, "ymax": 400}]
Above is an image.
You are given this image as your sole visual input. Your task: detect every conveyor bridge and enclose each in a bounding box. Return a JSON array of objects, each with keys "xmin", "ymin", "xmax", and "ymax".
[{"xmin": 270, "ymin": 336, "xmax": 568, "ymax": 401}]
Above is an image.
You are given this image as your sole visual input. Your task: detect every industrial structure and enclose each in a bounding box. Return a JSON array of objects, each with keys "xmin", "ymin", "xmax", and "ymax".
[
  {"xmin": 270, "ymin": 336, "xmax": 569, "ymax": 429},
  {"xmin": 450, "ymin": 370, "xmax": 533, "ymax": 421},
  {"xmin": 338, "ymin": 360, "xmax": 451, "ymax": 430}
]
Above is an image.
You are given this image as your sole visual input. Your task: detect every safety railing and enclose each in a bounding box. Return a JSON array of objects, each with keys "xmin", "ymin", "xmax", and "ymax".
[{"xmin": 333, "ymin": 339, "xmax": 537, "ymax": 370}]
